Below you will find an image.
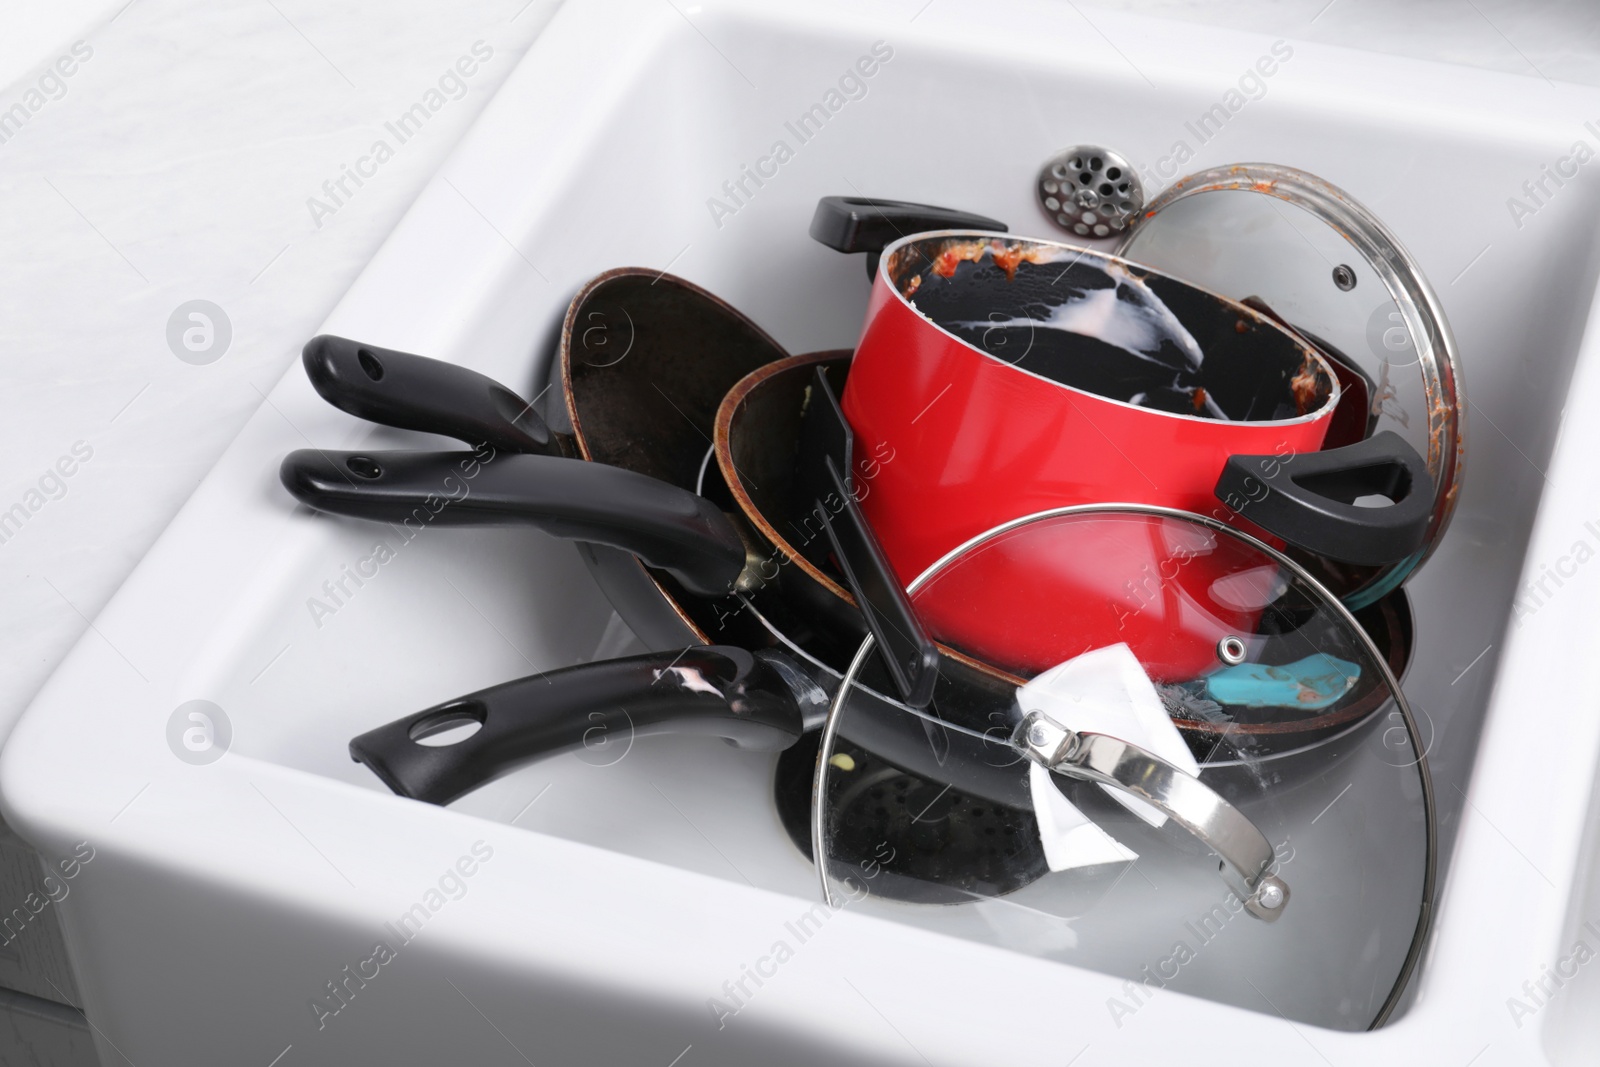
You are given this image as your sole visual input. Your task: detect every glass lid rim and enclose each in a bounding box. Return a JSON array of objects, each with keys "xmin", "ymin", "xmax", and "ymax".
[
  {"xmin": 1112, "ymin": 161, "xmax": 1465, "ymax": 606},
  {"xmin": 810, "ymin": 500, "xmax": 1438, "ymax": 1030}
]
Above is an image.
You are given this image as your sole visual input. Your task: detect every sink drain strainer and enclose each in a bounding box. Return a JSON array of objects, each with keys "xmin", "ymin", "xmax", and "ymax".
[
  {"xmin": 1036, "ymin": 146, "xmax": 1144, "ymax": 238},
  {"xmin": 774, "ymin": 733, "xmax": 1046, "ymax": 904}
]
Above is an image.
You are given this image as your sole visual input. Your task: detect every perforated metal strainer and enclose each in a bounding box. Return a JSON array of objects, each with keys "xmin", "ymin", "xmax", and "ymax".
[{"xmin": 1036, "ymin": 145, "xmax": 1145, "ymax": 238}]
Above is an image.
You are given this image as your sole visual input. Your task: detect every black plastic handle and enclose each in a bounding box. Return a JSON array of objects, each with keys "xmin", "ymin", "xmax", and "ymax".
[
  {"xmin": 303, "ymin": 335, "xmax": 552, "ymax": 454},
  {"xmin": 799, "ymin": 369, "xmax": 938, "ymax": 708},
  {"xmin": 1215, "ymin": 430, "xmax": 1434, "ymax": 566},
  {"xmin": 820, "ymin": 465, "xmax": 940, "ymax": 707},
  {"xmin": 280, "ymin": 449, "xmax": 747, "ymax": 597},
  {"xmin": 351, "ymin": 647, "xmax": 805, "ymax": 805},
  {"xmin": 809, "ymin": 196, "xmax": 1008, "ymax": 279}
]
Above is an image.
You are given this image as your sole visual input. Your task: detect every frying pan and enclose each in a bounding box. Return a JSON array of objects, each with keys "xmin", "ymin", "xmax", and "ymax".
[
  {"xmin": 352, "ymin": 642, "xmax": 1286, "ymax": 916},
  {"xmin": 285, "ymin": 323, "xmax": 1038, "ymax": 807},
  {"xmin": 284, "ymin": 221, "xmax": 1027, "ymax": 700},
  {"xmin": 283, "ymin": 269, "xmax": 858, "ymax": 663},
  {"xmin": 291, "ymin": 325, "xmax": 1093, "ymax": 899},
  {"xmin": 350, "ymin": 622, "xmax": 1302, "ymax": 919}
]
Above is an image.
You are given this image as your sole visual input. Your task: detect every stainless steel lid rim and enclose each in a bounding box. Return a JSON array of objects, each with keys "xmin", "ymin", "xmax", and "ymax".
[{"xmin": 1118, "ymin": 162, "xmax": 1465, "ymax": 608}]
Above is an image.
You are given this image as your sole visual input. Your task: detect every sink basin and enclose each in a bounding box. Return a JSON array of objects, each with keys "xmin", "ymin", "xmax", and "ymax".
[{"xmin": 7, "ymin": 0, "xmax": 1600, "ymax": 1062}]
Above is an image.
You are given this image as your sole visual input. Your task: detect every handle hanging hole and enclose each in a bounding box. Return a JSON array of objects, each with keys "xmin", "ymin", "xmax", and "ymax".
[
  {"xmin": 409, "ymin": 701, "xmax": 487, "ymax": 746},
  {"xmin": 356, "ymin": 348, "xmax": 385, "ymax": 381},
  {"xmin": 346, "ymin": 455, "xmax": 383, "ymax": 479}
]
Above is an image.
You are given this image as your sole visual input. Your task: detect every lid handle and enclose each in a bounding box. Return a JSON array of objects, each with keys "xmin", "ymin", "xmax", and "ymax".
[{"xmin": 1015, "ymin": 710, "xmax": 1290, "ymax": 921}]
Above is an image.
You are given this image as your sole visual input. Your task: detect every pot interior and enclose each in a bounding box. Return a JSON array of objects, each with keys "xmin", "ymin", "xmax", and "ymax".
[{"xmin": 883, "ymin": 234, "xmax": 1334, "ymax": 422}]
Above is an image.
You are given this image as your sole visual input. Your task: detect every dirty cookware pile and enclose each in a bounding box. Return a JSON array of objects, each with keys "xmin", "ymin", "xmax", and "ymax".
[{"xmin": 282, "ymin": 159, "xmax": 1461, "ymax": 1031}]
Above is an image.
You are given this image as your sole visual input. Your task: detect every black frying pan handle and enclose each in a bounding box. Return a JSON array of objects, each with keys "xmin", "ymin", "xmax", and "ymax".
[
  {"xmin": 809, "ymin": 196, "xmax": 1008, "ymax": 280},
  {"xmin": 279, "ymin": 449, "xmax": 747, "ymax": 597},
  {"xmin": 303, "ymin": 335, "xmax": 553, "ymax": 454},
  {"xmin": 350, "ymin": 647, "xmax": 805, "ymax": 805},
  {"xmin": 798, "ymin": 367, "xmax": 938, "ymax": 709},
  {"xmin": 819, "ymin": 460, "xmax": 939, "ymax": 708},
  {"xmin": 1215, "ymin": 431, "xmax": 1434, "ymax": 566}
]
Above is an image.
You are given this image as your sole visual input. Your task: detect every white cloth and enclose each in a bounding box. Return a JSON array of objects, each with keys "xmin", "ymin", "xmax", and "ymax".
[
  {"xmin": 1016, "ymin": 644, "xmax": 1202, "ymax": 870},
  {"xmin": 1028, "ymin": 763, "xmax": 1137, "ymax": 870}
]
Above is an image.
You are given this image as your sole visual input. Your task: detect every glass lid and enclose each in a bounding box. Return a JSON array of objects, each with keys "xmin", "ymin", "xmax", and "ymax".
[
  {"xmin": 813, "ymin": 505, "xmax": 1434, "ymax": 1031},
  {"xmin": 1116, "ymin": 164, "xmax": 1464, "ymax": 607}
]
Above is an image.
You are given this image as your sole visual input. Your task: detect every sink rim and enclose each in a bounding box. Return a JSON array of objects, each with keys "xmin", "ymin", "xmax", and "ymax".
[{"xmin": 5, "ymin": 0, "xmax": 1600, "ymax": 1061}]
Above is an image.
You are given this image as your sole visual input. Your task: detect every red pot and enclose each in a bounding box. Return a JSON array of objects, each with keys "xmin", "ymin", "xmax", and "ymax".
[
  {"xmin": 839, "ymin": 231, "xmax": 1432, "ymax": 676},
  {"xmin": 843, "ymin": 233, "xmax": 1340, "ymax": 575}
]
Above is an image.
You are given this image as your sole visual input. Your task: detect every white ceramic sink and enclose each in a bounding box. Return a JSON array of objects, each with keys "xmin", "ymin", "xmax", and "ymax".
[{"xmin": 7, "ymin": 0, "xmax": 1600, "ymax": 1062}]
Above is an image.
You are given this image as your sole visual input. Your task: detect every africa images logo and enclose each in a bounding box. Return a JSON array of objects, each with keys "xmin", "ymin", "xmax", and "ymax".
[
  {"xmin": 166, "ymin": 700, "xmax": 231, "ymax": 765},
  {"xmin": 166, "ymin": 300, "xmax": 232, "ymax": 365}
]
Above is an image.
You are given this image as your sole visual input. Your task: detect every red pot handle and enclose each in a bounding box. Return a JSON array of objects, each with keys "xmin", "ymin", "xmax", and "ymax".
[
  {"xmin": 1216, "ymin": 431, "xmax": 1434, "ymax": 566},
  {"xmin": 809, "ymin": 196, "xmax": 1008, "ymax": 280}
]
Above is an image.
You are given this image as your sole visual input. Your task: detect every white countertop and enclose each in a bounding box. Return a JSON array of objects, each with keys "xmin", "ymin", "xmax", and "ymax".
[
  {"xmin": 1, "ymin": 0, "xmax": 1596, "ymax": 742},
  {"xmin": 0, "ymin": 0, "xmax": 560, "ymax": 736}
]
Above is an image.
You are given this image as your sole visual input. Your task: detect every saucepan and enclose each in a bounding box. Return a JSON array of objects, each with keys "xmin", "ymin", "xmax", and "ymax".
[{"xmin": 808, "ymin": 199, "xmax": 1433, "ymax": 678}]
